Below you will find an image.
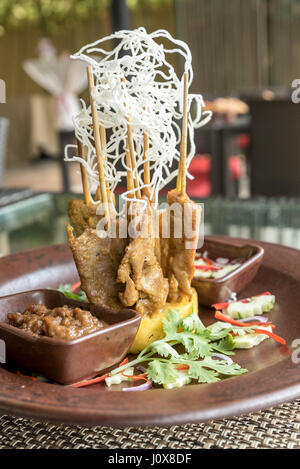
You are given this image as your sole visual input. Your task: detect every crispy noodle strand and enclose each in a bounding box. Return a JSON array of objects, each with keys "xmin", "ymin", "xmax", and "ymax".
[{"xmin": 64, "ymin": 28, "xmax": 212, "ymax": 210}]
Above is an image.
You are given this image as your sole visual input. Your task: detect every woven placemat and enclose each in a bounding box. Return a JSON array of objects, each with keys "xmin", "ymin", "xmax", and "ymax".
[{"xmin": 0, "ymin": 400, "xmax": 299, "ymax": 449}]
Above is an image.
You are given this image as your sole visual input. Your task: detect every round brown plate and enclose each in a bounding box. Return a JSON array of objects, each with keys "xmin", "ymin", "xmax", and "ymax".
[{"xmin": 0, "ymin": 236, "xmax": 299, "ymax": 427}]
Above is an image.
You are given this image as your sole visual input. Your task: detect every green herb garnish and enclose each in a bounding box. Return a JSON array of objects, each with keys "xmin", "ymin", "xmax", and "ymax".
[
  {"xmin": 57, "ymin": 284, "xmax": 87, "ymax": 302},
  {"xmin": 108, "ymin": 310, "xmax": 249, "ymax": 389}
]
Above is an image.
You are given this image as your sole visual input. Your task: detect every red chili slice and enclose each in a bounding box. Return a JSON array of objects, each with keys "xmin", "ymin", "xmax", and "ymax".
[
  {"xmin": 253, "ymin": 329, "xmax": 286, "ymax": 345},
  {"xmin": 121, "ymin": 371, "xmax": 151, "ymax": 385},
  {"xmin": 212, "ymin": 292, "xmax": 272, "ymax": 310},
  {"xmin": 195, "ymin": 265, "xmax": 221, "ymax": 271},
  {"xmin": 71, "ymin": 358, "xmax": 129, "ymax": 388},
  {"xmin": 71, "ymin": 373, "xmax": 109, "ymax": 388},
  {"xmin": 212, "ymin": 302, "xmax": 230, "ymax": 310},
  {"xmin": 254, "ymin": 292, "xmax": 271, "ymax": 297},
  {"xmin": 176, "ymin": 364, "xmax": 190, "ymax": 370},
  {"xmin": 215, "ymin": 311, "xmax": 275, "ymax": 328},
  {"xmin": 16, "ymin": 370, "xmax": 38, "ymax": 381},
  {"xmin": 204, "ymin": 257, "xmax": 213, "ymax": 265},
  {"xmin": 71, "ymin": 281, "xmax": 81, "ymax": 292},
  {"xmin": 195, "ymin": 255, "xmax": 213, "ymax": 266}
]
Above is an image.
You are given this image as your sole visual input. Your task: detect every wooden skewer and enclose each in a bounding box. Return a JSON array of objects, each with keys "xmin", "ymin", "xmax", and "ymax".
[
  {"xmin": 125, "ymin": 144, "xmax": 134, "ymax": 196},
  {"xmin": 127, "ymin": 122, "xmax": 141, "ymax": 198},
  {"xmin": 100, "ymin": 125, "xmax": 116, "ymax": 208},
  {"xmin": 89, "ymin": 123, "xmax": 104, "ymax": 202},
  {"xmin": 87, "ymin": 65, "xmax": 110, "ymax": 225},
  {"xmin": 176, "ymin": 72, "xmax": 189, "ymax": 195},
  {"xmin": 77, "ymin": 139, "xmax": 90, "ymax": 205},
  {"xmin": 94, "ymin": 186, "xmax": 102, "ymax": 202},
  {"xmin": 142, "ymin": 132, "xmax": 151, "ymax": 198},
  {"xmin": 121, "ymin": 77, "xmax": 141, "ymax": 199},
  {"xmin": 93, "ymin": 127, "xmax": 108, "ymax": 202},
  {"xmin": 100, "ymin": 126, "xmax": 106, "ymax": 149}
]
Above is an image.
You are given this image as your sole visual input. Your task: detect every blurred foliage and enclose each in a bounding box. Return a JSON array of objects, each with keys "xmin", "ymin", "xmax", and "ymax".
[
  {"xmin": 0, "ymin": 0, "xmax": 173, "ymax": 36},
  {"xmin": 126, "ymin": 0, "xmax": 173, "ymax": 9},
  {"xmin": 0, "ymin": 0, "xmax": 110, "ymax": 36}
]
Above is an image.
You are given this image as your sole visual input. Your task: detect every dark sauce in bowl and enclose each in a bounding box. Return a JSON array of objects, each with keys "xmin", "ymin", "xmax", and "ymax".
[{"xmin": 7, "ymin": 304, "xmax": 105, "ymax": 340}]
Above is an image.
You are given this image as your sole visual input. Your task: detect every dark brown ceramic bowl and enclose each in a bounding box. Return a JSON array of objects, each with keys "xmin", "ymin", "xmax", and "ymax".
[
  {"xmin": 192, "ymin": 236, "xmax": 264, "ymax": 306},
  {"xmin": 0, "ymin": 289, "xmax": 141, "ymax": 385}
]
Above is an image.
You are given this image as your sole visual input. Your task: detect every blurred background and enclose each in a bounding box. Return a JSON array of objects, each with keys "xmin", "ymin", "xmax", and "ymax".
[{"xmin": 1, "ymin": 0, "xmax": 300, "ymax": 255}]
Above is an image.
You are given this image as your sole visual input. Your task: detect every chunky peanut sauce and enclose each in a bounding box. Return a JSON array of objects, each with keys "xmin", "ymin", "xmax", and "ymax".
[{"xmin": 7, "ymin": 304, "xmax": 104, "ymax": 340}]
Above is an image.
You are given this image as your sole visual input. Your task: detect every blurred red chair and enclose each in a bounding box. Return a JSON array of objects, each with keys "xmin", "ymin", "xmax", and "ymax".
[
  {"xmin": 237, "ymin": 133, "xmax": 250, "ymax": 149},
  {"xmin": 187, "ymin": 154, "xmax": 211, "ymax": 197},
  {"xmin": 228, "ymin": 155, "xmax": 245, "ymax": 181}
]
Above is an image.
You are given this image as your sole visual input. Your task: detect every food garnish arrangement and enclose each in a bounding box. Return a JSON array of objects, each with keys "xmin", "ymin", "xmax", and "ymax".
[{"xmin": 1, "ymin": 29, "xmax": 286, "ymax": 391}]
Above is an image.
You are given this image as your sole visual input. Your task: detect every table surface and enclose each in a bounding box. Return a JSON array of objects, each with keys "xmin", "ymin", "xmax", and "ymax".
[{"xmin": 0, "ymin": 193, "xmax": 299, "ymax": 449}]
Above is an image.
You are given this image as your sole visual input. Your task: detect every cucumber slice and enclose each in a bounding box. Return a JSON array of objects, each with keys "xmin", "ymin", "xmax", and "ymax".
[
  {"xmin": 194, "ymin": 262, "xmax": 240, "ymax": 279},
  {"xmin": 194, "ymin": 270, "xmax": 212, "ymax": 279},
  {"xmin": 105, "ymin": 367, "xmax": 134, "ymax": 387},
  {"xmin": 233, "ymin": 326, "xmax": 272, "ymax": 349},
  {"xmin": 194, "ymin": 259, "xmax": 212, "ymax": 278},
  {"xmin": 213, "ymin": 264, "xmax": 241, "ymax": 278},
  {"xmin": 226, "ymin": 294, "xmax": 275, "ymax": 319},
  {"xmin": 163, "ymin": 371, "xmax": 191, "ymax": 389}
]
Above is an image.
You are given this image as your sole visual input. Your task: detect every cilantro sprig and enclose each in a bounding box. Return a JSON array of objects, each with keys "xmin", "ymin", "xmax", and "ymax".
[{"xmin": 109, "ymin": 310, "xmax": 251, "ymax": 388}]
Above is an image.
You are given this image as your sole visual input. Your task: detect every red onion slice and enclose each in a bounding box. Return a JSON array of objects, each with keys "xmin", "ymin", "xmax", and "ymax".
[
  {"xmin": 212, "ymin": 353, "xmax": 233, "ymax": 365},
  {"xmin": 240, "ymin": 316, "xmax": 269, "ymax": 323},
  {"xmin": 122, "ymin": 381, "xmax": 152, "ymax": 392},
  {"xmin": 216, "ymin": 257, "xmax": 229, "ymax": 265}
]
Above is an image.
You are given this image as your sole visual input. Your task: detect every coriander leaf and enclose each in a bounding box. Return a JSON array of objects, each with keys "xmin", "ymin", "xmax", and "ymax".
[
  {"xmin": 187, "ymin": 362, "xmax": 220, "ymax": 383},
  {"xmin": 163, "ymin": 309, "xmax": 182, "ymax": 336},
  {"xmin": 182, "ymin": 313, "xmax": 205, "ymax": 333},
  {"xmin": 178, "ymin": 332, "xmax": 212, "ymax": 359},
  {"xmin": 57, "ymin": 284, "xmax": 87, "ymax": 302},
  {"xmin": 207, "ymin": 321, "xmax": 233, "ymax": 340},
  {"xmin": 207, "ymin": 322, "xmax": 255, "ymax": 341},
  {"xmin": 212, "ymin": 334, "xmax": 235, "ymax": 355},
  {"xmin": 150, "ymin": 342, "xmax": 180, "ymax": 358},
  {"xmin": 147, "ymin": 360, "xmax": 180, "ymax": 385},
  {"xmin": 201, "ymin": 357, "xmax": 248, "ymax": 376}
]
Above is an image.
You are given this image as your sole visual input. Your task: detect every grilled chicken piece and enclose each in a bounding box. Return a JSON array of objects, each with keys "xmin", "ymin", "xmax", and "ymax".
[
  {"xmin": 117, "ymin": 200, "xmax": 169, "ymax": 315},
  {"xmin": 68, "ymin": 199, "xmax": 101, "ymax": 237},
  {"xmin": 67, "ymin": 223, "xmax": 127, "ymax": 310},
  {"xmin": 167, "ymin": 189, "xmax": 201, "ymax": 302}
]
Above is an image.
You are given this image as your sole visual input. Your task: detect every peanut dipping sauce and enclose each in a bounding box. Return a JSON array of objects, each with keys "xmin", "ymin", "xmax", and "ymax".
[{"xmin": 7, "ymin": 304, "xmax": 105, "ymax": 340}]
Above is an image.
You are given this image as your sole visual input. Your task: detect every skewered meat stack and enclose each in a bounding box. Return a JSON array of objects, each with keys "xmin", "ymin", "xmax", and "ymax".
[{"xmin": 65, "ymin": 29, "xmax": 211, "ymax": 352}]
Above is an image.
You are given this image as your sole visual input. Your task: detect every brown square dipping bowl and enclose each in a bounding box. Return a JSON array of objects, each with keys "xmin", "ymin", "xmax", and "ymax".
[
  {"xmin": 192, "ymin": 237, "xmax": 264, "ymax": 307},
  {"xmin": 0, "ymin": 289, "xmax": 141, "ymax": 385}
]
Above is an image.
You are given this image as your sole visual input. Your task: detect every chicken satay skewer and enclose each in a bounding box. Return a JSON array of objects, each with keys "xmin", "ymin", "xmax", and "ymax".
[
  {"xmin": 176, "ymin": 72, "xmax": 189, "ymax": 195},
  {"xmin": 121, "ymin": 77, "xmax": 141, "ymax": 199},
  {"xmin": 76, "ymin": 139, "xmax": 90, "ymax": 205},
  {"xmin": 87, "ymin": 66, "xmax": 110, "ymax": 226}
]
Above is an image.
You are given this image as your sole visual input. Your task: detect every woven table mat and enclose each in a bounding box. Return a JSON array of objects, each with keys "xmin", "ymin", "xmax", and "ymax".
[{"xmin": 0, "ymin": 400, "xmax": 299, "ymax": 449}]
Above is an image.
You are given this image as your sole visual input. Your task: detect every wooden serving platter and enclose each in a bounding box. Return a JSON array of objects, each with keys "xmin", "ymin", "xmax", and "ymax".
[{"xmin": 0, "ymin": 236, "xmax": 298, "ymax": 427}]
